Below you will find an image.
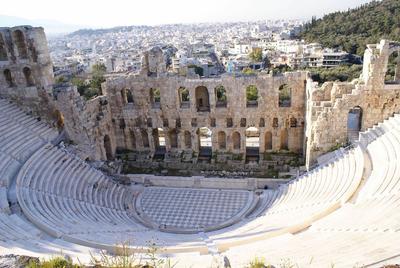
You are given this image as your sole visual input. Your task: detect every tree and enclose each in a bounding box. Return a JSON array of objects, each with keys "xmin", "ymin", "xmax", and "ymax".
[
  {"xmin": 91, "ymin": 63, "xmax": 107, "ymax": 76},
  {"xmin": 249, "ymin": 48, "xmax": 263, "ymax": 62}
]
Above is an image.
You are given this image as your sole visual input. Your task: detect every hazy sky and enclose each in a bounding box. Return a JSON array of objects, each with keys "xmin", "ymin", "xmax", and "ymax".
[{"xmin": 2, "ymin": 0, "xmax": 375, "ymax": 27}]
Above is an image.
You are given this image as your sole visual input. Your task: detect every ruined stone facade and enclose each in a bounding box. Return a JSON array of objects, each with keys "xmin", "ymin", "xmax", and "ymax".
[
  {"xmin": 0, "ymin": 26, "xmax": 55, "ymax": 119},
  {"xmin": 1, "ymin": 26, "xmax": 400, "ymax": 172}
]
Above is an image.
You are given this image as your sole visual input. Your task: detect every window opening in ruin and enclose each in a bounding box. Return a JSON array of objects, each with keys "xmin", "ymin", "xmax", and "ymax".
[
  {"xmin": 153, "ymin": 128, "xmax": 166, "ymax": 159},
  {"xmin": 150, "ymin": 88, "xmax": 161, "ymax": 108},
  {"xmin": 195, "ymin": 86, "xmax": 210, "ymax": 112},
  {"xmin": 259, "ymin": 118, "xmax": 265, "ymax": 127},
  {"xmin": 272, "ymin": 118, "xmax": 279, "ymax": 128},
  {"xmin": 246, "ymin": 85, "xmax": 258, "ymax": 107},
  {"xmin": 169, "ymin": 129, "xmax": 178, "ymax": 148},
  {"xmin": 233, "ymin": 131, "xmax": 241, "ymax": 150},
  {"xmin": 215, "ymin": 85, "xmax": 227, "ymax": 107},
  {"xmin": 13, "ymin": 30, "xmax": 28, "ymax": 59},
  {"xmin": 279, "ymin": 84, "xmax": 291, "ymax": 107},
  {"xmin": 184, "ymin": 131, "xmax": 192, "ymax": 149},
  {"xmin": 141, "ymin": 129, "xmax": 150, "ymax": 148},
  {"xmin": 198, "ymin": 127, "xmax": 212, "ymax": 158},
  {"xmin": 104, "ymin": 135, "xmax": 113, "ymax": 160},
  {"xmin": 127, "ymin": 90, "xmax": 134, "ymax": 103},
  {"xmin": 246, "ymin": 127, "xmax": 260, "ymax": 161},
  {"xmin": 0, "ymin": 35, "xmax": 7, "ymax": 61},
  {"xmin": 218, "ymin": 131, "xmax": 227, "ymax": 150},
  {"xmin": 3, "ymin": 69, "xmax": 14, "ymax": 87},
  {"xmin": 23, "ymin": 67, "xmax": 34, "ymax": 86},
  {"xmin": 280, "ymin": 129, "xmax": 289, "ymax": 150},
  {"xmin": 347, "ymin": 106, "xmax": 362, "ymax": 143},
  {"xmin": 179, "ymin": 87, "xmax": 190, "ymax": 108},
  {"xmin": 227, "ymin": 118, "xmax": 233, "ymax": 128},
  {"xmin": 265, "ymin": 131, "xmax": 273, "ymax": 151},
  {"xmin": 385, "ymin": 51, "xmax": 400, "ymax": 84}
]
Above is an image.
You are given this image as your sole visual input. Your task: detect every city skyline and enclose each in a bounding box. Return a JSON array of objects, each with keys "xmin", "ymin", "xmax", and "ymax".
[{"xmin": 1, "ymin": 0, "xmax": 375, "ymax": 32}]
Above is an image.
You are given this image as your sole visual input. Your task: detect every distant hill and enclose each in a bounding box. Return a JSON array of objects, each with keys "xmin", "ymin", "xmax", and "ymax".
[
  {"xmin": 67, "ymin": 25, "xmax": 153, "ymax": 37},
  {"xmin": 0, "ymin": 15, "xmax": 86, "ymax": 35},
  {"xmin": 299, "ymin": 0, "xmax": 400, "ymax": 55}
]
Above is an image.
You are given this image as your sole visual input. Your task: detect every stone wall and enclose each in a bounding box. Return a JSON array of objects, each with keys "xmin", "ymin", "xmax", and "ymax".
[{"xmin": 305, "ymin": 40, "xmax": 400, "ymax": 167}]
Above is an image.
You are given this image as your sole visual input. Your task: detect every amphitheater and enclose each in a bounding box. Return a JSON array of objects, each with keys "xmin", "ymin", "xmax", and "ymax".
[{"xmin": 1, "ymin": 25, "xmax": 400, "ymax": 267}]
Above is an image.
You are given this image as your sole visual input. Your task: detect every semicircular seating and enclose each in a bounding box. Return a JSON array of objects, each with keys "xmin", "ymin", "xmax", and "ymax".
[{"xmin": 3, "ymin": 96, "xmax": 400, "ymax": 267}]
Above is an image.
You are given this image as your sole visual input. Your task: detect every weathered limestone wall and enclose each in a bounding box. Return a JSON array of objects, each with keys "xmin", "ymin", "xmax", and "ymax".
[
  {"xmin": 0, "ymin": 26, "xmax": 55, "ymax": 120},
  {"xmin": 103, "ymin": 71, "xmax": 308, "ymax": 160},
  {"xmin": 305, "ymin": 40, "xmax": 400, "ymax": 167}
]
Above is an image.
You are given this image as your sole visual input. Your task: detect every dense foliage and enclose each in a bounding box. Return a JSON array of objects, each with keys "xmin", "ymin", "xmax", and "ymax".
[
  {"xmin": 305, "ymin": 65, "xmax": 363, "ymax": 84},
  {"xmin": 299, "ymin": 0, "xmax": 400, "ymax": 55},
  {"xmin": 71, "ymin": 63, "xmax": 106, "ymax": 100}
]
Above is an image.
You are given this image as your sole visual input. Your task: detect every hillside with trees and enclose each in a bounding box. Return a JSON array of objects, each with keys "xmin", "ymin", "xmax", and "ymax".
[{"xmin": 299, "ymin": 0, "xmax": 400, "ymax": 56}]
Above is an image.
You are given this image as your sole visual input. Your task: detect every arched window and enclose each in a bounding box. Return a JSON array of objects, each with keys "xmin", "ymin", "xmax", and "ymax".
[
  {"xmin": 127, "ymin": 90, "xmax": 134, "ymax": 103},
  {"xmin": 0, "ymin": 35, "xmax": 8, "ymax": 61},
  {"xmin": 130, "ymin": 129, "xmax": 136, "ymax": 149},
  {"xmin": 150, "ymin": 88, "xmax": 160, "ymax": 108},
  {"xmin": 179, "ymin": 87, "xmax": 190, "ymax": 108},
  {"xmin": 169, "ymin": 129, "xmax": 178, "ymax": 148},
  {"xmin": 279, "ymin": 84, "xmax": 291, "ymax": 107},
  {"xmin": 233, "ymin": 132, "xmax": 241, "ymax": 150},
  {"xmin": 12, "ymin": 30, "xmax": 28, "ymax": 59},
  {"xmin": 184, "ymin": 131, "xmax": 192, "ymax": 149},
  {"xmin": 385, "ymin": 51, "xmax": 400, "ymax": 84},
  {"xmin": 104, "ymin": 135, "xmax": 113, "ymax": 160},
  {"xmin": 23, "ymin": 67, "xmax": 34, "ymax": 86},
  {"xmin": 246, "ymin": 85, "xmax": 258, "ymax": 107},
  {"xmin": 246, "ymin": 127, "xmax": 260, "ymax": 160},
  {"xmin": 141, "ymin": 129, "xmax": 150, "ymax": 148},
  {"xmin": 265, "ymin": 131, "xmax": 272, "ymax": 151},
  {"xmin": 195, "ymin": 86, "xmax": 210, "ymax": 112},
  {"xmin": 218, "ymin": 131, "xmax": 226, "ymax": 149},
  {"xmin": 153, "ymin": 128, "xmax": 165, "ymax": 149},
  {"xmin": 215, "ymin": 85, "xmax": 227, "ymax": 107},
  {"xmin": 3, "ymin": 69, "xmax": 14, "ymax": 87},
  {"xmin": 280, "ymin": 129, "xmax": 288, "ymax": 150}
]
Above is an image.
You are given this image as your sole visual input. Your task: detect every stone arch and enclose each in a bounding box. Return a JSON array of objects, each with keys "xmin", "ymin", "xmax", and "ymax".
[
  {"xmin": 104, "ymin": 135, "xmax": 113, "ymax": 160},
  {"xmin": 3, "ymin": 69, "xmax": 14, "ymax": 87},
  {"xmin": 129, "ymin": 129, "xmax": 136, "ymax": 149},
  {"xmin": 141, "ymin": 129, "xmax": 150, "ymax": 148},
  {"xmin": 232, "ymin": 131, "xmax": 241, "ymax": 150},
  {"xmin": 179, "ymin": 86, "xmax": 190, "ymax": 108},
  {"xmin": 215, "ymin": 85, "xmax": 227, "ymax": 107},
  {"xmin": 347, "ymin": 106, "xmax": 363, "ymax": 142},
  {"xmin": 265, "ymin": 131, "xmax": 272, "ymax": 151},
  {"xmin": 169, "ymin": 129, "xmax": 178, "ymax": 148},
  {"xmin": 0, "ymin": 34, "xmax": 8, "ymax": 61},
  {"xmin": 218, "ymin": 131, "xmax": 226, "ymax": 150},
  {"xmin": 127, "ymin": 90, "xmax": 134, "ymax": 103},
  {"xmin": 246, "ymin": 85, "xmax": 258, "ymax": 107},
  {"xmin": 184, "ymin": 131, "xmax": 192, "ymax": 149},
  {"xmin": 12, "ymin": 30, "xmax": 28, "ymax": 59},
  {"xmin": 23, "ymin": 67, "xmax": 34, "ymax": 86},
  {"xmin": 385, "ymin": 51, "xmax": 400, "ymax": 84},
  {"xmin": 280, "ymin": 129, "xmax": 289, "ymax": 150},
  {"xmin": 246, "ymin": 127, "xmax": 260, "ymax": 160},
  {"xmin": 195, "ymin": 86, "xmax": 210, "ymax": 112},
  {"xmin": 279, "ymin": 84, "xmax": 291, "ymax": 107},
  {"xmin": 153, "ymin": 128, "xmax": 165, "ymax": 149},
  {"xmin": 150, "ymin": 88, "xmax": 160, "ymax": 108},
  {"xmin": 54, "ymin": 110, "xmax": 64, "ymax": 130}
]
